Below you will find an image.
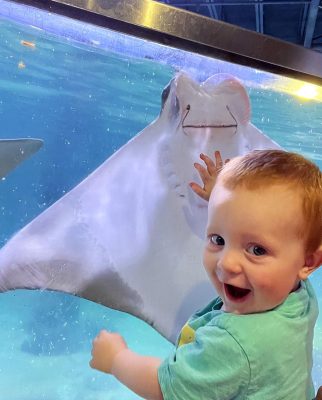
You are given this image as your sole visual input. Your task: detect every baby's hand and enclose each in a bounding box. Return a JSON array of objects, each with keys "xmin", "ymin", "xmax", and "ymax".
[
  {"xmin": 190, "ymin": 151, "xmax": 229, "ymax": 201},
  {"xmin": 90, "ymin": 330, "xmax": 127, "ymax": 374}
]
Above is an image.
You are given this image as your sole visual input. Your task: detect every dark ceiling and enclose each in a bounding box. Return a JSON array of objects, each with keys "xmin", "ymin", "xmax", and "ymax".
[{"xmin": 156, "ymin": 0, "xmax": 322, "ymax": 52}]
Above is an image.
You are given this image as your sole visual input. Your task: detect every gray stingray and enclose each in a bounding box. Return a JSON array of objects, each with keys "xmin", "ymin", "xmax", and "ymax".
[
  {"xmin": 0, "ymin": 74, "xmax": 281, "ymax": 343},
  {"xmin": 0, "ymin": 138, "xmax": 43, "ymax": 178}
]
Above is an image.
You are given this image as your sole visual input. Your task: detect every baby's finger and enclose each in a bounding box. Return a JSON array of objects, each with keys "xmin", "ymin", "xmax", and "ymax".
[
  {"xmin": 189, "ymin": 182, "xmax": 208, "ymax": 201},
  {"xmin": 214, "ymin": 151, "xmax": 224, "ymax": 168},
  {"xmin": 194, "ymin": 162, "xmax": 211, "ymax": 184},
  {"xmin": 200, "ymin": 153, "xmax": 217, "ymax": 175}
]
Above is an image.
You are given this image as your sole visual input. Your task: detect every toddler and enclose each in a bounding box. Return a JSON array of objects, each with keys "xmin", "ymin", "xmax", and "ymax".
[{"xmin": 90, "ymin": 149, "xmax": 322, "ymax": 399}]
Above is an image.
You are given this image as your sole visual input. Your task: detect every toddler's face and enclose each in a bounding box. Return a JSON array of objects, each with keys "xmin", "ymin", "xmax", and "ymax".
[{"xmin": 203, "ymin": 182, "xmax": 308, "ymax": 314}]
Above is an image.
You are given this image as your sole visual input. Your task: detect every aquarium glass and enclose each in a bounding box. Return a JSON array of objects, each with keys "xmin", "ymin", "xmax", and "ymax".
[{"xmin": 0, "ymin": 0, "xmax": 321, "ymax": 398}]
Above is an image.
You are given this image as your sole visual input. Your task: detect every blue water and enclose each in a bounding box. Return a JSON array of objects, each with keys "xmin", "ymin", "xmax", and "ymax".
[{"xmin": 0, "ymin": 7, "xmax": 321, "ymax": 399}]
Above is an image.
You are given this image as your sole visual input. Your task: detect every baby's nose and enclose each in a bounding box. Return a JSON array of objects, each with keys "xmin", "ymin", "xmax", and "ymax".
[{"xmin": 217, "ymin": 250, "xmax": 242, "ymax": 276}]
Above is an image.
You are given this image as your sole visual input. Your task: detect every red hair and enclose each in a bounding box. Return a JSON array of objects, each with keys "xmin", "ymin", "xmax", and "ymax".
[{"xmin": 218, "ymin": 150, "xmax": 322, "ymax": 253}]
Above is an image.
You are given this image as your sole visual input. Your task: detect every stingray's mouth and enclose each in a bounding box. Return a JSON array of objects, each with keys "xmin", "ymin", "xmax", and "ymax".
[
  {"xmin": 224, "ymin": 284, "xmax": 251, "ymax": 302},
  {"xmin": 182, "ymin": 105, "xmax": 238, "ymax": 135},
  {"xmin": 182, "ymin": 124, "xmax": 238, "ymax": 136},
  {"xmin": 183, "ymin": 124, "xmax": 237, "ymax": 128}
]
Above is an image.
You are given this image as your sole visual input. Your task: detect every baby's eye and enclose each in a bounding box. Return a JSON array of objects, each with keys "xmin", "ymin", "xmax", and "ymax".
[
  {"xmin": 209, "ymin": 234, "xmax": 225, "ymax": 246},
  {"xmin": 247, "ymin": 245, "xmax": 267, "ymax": 256}
]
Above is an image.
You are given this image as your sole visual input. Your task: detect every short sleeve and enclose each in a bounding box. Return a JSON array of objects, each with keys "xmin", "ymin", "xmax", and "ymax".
[{"xmin": 158, "ymin": 324, "xmax": 250, "ymax": 400}]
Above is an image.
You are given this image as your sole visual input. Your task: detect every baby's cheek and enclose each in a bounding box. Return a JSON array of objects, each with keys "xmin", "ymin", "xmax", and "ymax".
[
  {"xmin": 255, "ymin": 276, "xmax": 290, "ymax": 304},
  {"xmin": 253, "ymin": 275, "xmax": 276, "ymax": 291},
  {"xmin": 203, "ymin": 249, "xmax": 216, "ymax": 272}
]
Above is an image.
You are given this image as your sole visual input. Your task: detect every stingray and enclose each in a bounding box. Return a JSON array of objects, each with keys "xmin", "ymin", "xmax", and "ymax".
[
  {"xmin": 0, "ymin": 74, "xmax": 280, "ymax": 342},
  {"xmin": 0, "ymin": 138, "xmax": 43, "ymax": 178}
]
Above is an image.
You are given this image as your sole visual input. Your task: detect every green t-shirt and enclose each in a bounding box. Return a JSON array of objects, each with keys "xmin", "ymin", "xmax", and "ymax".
[{"xmin": 158, "ymin": 279, "xmax": 318, "ymax": 400}]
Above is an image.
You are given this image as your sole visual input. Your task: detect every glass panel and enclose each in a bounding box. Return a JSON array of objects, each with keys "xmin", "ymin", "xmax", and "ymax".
[{"xmin": 0, "ymin": 1, "xmax": 321, "ymax": 398}]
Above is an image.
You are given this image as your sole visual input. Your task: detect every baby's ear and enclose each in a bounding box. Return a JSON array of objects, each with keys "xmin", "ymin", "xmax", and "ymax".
[{"xmin": 298, "ymin": 245, "xmax": 322, "ymax": 280}]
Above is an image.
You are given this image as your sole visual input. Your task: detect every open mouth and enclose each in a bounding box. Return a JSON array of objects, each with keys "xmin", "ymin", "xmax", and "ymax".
[{"xmin": 224, "ymin": 284, "xmax": 251, "ymax": 302}]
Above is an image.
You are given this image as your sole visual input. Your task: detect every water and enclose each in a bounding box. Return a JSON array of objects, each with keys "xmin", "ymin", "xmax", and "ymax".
[{"xmin": 0, "ymin": 3, "xmax": 321, "ymax": 399}]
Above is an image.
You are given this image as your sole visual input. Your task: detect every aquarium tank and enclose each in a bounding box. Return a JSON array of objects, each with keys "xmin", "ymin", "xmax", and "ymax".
[{"xmin": 0, "ymin": 0, "xmax": 321, "ymax": 399}]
